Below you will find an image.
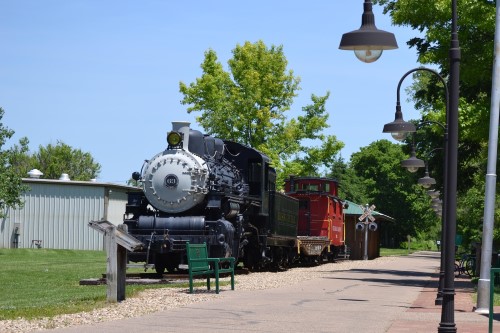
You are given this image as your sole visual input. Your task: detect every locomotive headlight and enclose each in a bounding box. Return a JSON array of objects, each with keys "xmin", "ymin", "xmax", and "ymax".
[{"xmin": 167, "ymin": 131, "xmax": 182, "ymax": 147}]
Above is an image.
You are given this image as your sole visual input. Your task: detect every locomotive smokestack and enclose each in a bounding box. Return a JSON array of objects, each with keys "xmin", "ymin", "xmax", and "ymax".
[{"xmin": 171, "ymin": 121, "xmax": 191, "ymax": 149}]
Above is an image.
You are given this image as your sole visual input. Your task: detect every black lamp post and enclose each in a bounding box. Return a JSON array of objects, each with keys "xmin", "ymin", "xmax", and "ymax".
[
  {"xmin": 339, "ymin": 0, "xmax": 398, "ymax": 63},
  {"xmin": 344, "ymin": 1, "xmax": 459, "ymax": 330},
  {"xmin": 440, "ymin": 1, "xmax": 460, "ymax": 331},
  {"xmin": 382, "ymin": 51, "xmax": 459, "ymax": 333},
  {"xmin": 401, "ymin": 141, "xmax": 446, "ymax": 306}
]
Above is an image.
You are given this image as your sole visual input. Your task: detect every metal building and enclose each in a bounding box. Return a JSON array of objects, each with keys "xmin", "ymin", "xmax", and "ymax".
[{"xmin": 0, "ymin": 175, "xmax": 140, "ymax": 250}]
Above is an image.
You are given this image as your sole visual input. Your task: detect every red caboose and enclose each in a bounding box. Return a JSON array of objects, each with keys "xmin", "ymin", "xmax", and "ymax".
[{"xmin": 284, "ymin": 176, "xmax": 345, "ymax": 261}]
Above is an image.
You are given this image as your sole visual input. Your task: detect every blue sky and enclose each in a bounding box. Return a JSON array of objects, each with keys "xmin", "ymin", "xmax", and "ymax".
[{"xmin": 1, "ymin": 1, "xmax": 423, "ymax": 184}]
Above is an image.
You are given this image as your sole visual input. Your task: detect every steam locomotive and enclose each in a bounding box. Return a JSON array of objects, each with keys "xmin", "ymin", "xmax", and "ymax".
[{"xmin": 124, "ymin": 121, "xmax": 345, "ymax": 273}]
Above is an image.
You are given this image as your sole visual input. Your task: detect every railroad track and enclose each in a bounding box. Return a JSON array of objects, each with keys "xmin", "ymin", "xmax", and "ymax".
[{"xmin": 79, "ymin": 268, "xmax": 249, "ymax": 285}]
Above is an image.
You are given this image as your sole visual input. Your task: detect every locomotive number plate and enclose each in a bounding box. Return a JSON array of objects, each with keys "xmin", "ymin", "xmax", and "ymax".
[{"xmin": 164, "ymin": 174, "xmax": 179, "ymax": 188}]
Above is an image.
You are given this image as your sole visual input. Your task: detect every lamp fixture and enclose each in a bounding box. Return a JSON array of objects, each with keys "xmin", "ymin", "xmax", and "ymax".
[
  {"xmin": 339, "ymin": 0, "xmax": 398, "ymax": 63},
  {"xmin": 418, "ymin": 167, "xmax": 436, "ymax": 189},
  {"xmin": 401, "ymin": 145, "xmax": 425, "ymax": 172}
]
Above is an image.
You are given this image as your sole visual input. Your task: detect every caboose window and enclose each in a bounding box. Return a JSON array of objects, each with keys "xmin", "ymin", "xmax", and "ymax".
[
  {"xmin": 324, "ymin": 183, "xmax": 330, "ymax": 193},
  {"xmin": 305, "ymin": 184, "xmax": 319, "ymax": 191}
]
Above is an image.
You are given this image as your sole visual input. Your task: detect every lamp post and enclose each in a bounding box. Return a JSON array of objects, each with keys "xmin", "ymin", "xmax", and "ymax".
[
  {"xmin": 383, "ymin": 60, "xmax": 459, "ymax": 331},
  {"xmin": 339, "ymin": 0, "xmax": 398, "ymax": 63},
  {"xmin": 343, "ymin": 1, "xmax": 460, "ymax": 329},
  {"xmin": 441, "ymin": 1, "xmax": 460, "ymax": 331},
  {"xmin": 383, "ymin": 67, "xmax": 449, "ymax": 308},
  {"xmin": 401, "ymin": 142, "xmax": 446, "ymax": 305}
]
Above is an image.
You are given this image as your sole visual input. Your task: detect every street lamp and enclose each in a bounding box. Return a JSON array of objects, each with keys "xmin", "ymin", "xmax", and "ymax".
[
  {"xmin": 428, "ymin": 190, "xmax": 441, "ymax": 199},
  {"xmin": 339, "ymin": 0, "xmax": 398, "ymax": 63},
  {"xmin": 382, "ymin": 49, "xmax": 460, "ymax": 333},
  {"xmin": 345, "ymin": 0, "xmax": 459, "ymax": 328},
  {"xmin": 400, "ymin": 144, "xmax": 425, "ymax": 172},
  {"xmin": 383, "ymin": 65, "xmax": 451, "ymax": 311},
  {"xmin": 418, "ymin": 163, "xmax": 437, "ymax": 189}
]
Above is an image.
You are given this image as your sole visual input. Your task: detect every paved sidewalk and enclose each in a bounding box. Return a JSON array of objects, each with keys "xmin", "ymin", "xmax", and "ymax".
[{"xmin": 39, "ymin": 251, "xmax": 499, "ymax": 333}]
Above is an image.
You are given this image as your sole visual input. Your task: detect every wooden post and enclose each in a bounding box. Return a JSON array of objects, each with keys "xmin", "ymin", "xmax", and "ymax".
[
  {"xmin": 116, "ymin": 224, "xmax": 128, "ymax": 301},
  {"xmin": 105, "ymin": 225, "xmax": 127, "ymax": 302},
  {"xmin": 105, "ymin": 226, "xmax": 118, "ymax": 302}
]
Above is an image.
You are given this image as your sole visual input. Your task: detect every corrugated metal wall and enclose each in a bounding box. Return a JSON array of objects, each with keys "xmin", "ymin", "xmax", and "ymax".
[
  {"xmin": 1, "ymin": 183, "xmax": 105, "ymax": 250},
  {"xmin": 107, "ymin": 189, "xmax": 127, "ymax": 225},
  {"xmin": 0, "ymin": 181, "xmax": 137, "ymax": 251}
]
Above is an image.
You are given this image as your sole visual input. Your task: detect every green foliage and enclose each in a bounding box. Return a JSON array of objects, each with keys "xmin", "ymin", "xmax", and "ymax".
[
  {"xmin": 379, "ymin": 247, "xmax": 416, "ymax": 256},
  {"xmin": 327, "ymin": 156, "xmax": 371, "ymax": 205},
  {"xmin": 374, "ymin": 0, "xmax": 499, "ymax": 248},
  {"xmin": 348, "ymin": 140, "xmax": 441, "ymax": 244},
  {"xmin": 179, "ymin": 40, "xmax": 344, "ymax": 187},
  {"xmin": 0, "ymin": 107, "xmax": 30, "ymax": 217},
  {"xmin": 31, "ymin": 141, "xmax": 101, "ymax": 181},
  {"xmin": 375, "ymin": 0, "xmax": 495, "ymax": 105},
  {"xmin": 401, "ymin": 235, "xmax": 439, "ymax": 251}
]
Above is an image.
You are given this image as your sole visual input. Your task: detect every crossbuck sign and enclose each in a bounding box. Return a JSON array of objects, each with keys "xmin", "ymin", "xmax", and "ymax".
[{"xmin": 359, "ymin": 204, "xmax": 376, "ymax": 222}]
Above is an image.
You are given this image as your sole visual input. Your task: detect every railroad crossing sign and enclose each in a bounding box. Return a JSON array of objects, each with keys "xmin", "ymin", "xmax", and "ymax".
[{"xmin": 359, "ymin": 204, "xmax": 376, "ymax": 222}]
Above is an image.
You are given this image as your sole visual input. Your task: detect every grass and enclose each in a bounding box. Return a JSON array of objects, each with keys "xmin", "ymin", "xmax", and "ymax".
[
  {"xmin": 0, "ymin": 249, "xmax": 190, "ymax": 320},
  {"xmin": 379, "ymin": 247, "xmax": 416, "ymax": 256}
]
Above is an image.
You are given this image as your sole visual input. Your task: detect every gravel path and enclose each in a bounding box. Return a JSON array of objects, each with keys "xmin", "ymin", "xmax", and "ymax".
[{"xmin": 0, "ymin": 257, "xmax": 396, "ymax": 333}]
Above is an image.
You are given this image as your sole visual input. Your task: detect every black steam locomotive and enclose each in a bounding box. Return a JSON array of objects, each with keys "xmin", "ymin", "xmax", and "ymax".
[{"xmin": 124, "ymin": 121, "xmax": 299, "ymax": 273}]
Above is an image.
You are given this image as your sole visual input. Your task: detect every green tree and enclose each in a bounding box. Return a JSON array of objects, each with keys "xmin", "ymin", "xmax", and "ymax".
[
  {"xmin": 0, "ymin": 107, "xmax": 29, "ymax": 217},
  {"xmin": 349, "ymin": 140, "xmax": 440, "ymax": 245},
  {"xmin": 327, "ymin": 156, "xmax": 371, "ymax": 205},
  {"xmin": 31, "ymin": 141, "xmax": 101, "ymax": 181},
  {"xmin": 179, "ymin": 40, "xmax": 343, "ymax": 186},
  {"xmin": 374, "ymin": 0, "xmax": 497, "ymax": 247}
]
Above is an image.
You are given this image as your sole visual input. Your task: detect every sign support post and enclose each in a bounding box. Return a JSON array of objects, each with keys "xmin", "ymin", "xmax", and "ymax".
[
  {"xmin": 89, "ymin": 220, "xmax": 143, "ymax": 302},
  {"xmin": 358, "ymin": 204, "xmax": 376, "ymax": 261}
]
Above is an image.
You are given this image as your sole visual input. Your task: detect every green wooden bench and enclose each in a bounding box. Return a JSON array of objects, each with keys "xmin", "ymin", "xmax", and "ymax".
[{"xmin": 186, "ymin": 242, "xmax": 235, "ymax": 294}]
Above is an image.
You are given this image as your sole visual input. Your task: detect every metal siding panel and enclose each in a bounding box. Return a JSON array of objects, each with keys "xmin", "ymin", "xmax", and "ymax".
[
  {"xmin": 107, "ymin": 190, "xmax": 127, "ymax": 226},
  {"xmin": 0, "ymin": 183, "xmax": 106, "ymax": 250}
]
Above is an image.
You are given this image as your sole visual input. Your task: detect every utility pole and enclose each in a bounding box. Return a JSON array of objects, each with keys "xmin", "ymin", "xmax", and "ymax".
[{"xmin": 476, "ymin": 0, "xmax": 500, "ymax": 313}]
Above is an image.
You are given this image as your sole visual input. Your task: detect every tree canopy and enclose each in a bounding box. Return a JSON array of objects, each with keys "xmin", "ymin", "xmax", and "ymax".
[
  {"xmin": 374, "ymin": 0, "xmax": 498, "ymax": 247},
  {"xmin": 29, "ymin": 141, "xmax": 101, "ymax": 181},
  {"xmin": 179, "ymin": 40, "xmax": 344, "ymax": 186},
  {"xmin": 349, "ymin": 140, "xmax": 440, "ymax": 243},
  {"xmin": 0, "ymin": 107, "xmax": 29, "ymax": 217}
]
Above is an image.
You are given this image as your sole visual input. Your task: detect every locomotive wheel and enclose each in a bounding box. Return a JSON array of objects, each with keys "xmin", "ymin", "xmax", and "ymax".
[
  {"xmin": 166, "ymin": 259, "xmax": 179, "ymax": 273},
  {"xmin": 154, "ymin": 254, "xmax": 167, "ymax": 275},
  {"xmin": 154, "ymin": 262, "xmax": 166, "ymax": 275}
]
